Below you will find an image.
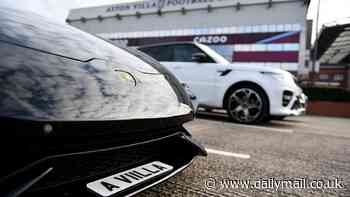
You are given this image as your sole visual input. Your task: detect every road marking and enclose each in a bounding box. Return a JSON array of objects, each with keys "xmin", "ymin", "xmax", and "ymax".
[
  {"xmin": 205, "ymin": 148, "xmax": 250, "ymax": 159},
  {"xmin": 227, "ymin": 123, "xmax": 294, "ymax": 133}
]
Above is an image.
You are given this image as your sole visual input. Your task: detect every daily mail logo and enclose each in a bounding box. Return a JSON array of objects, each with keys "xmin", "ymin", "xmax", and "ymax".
[{"xmin": 106, "ymin": 0, "xmax": 228, "ymax": 13}]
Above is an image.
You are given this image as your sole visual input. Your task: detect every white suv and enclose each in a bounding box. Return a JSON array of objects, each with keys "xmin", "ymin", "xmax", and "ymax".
[{"xmin": 138, "ymin": 42, "xmax": 307, "ymax": 124}]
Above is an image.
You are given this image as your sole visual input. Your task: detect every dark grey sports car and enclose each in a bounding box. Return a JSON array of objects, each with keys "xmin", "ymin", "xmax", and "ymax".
[{"xmin": 0, "ymin": 8, "xmax": 206, "ymax": 197}]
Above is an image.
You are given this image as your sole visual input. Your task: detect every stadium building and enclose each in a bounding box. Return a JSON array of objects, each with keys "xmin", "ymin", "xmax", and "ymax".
[
  {"xmin": 313, "ymin": 23, "xmax": 350, "ymax": 89},
  {"xmin": 67, "ymin": 0, "xmax": 311, "ymax": 74}
]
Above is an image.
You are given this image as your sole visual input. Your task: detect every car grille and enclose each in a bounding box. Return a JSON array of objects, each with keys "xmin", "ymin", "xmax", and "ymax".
[
  {"xmin": 23, "ymin": 133, "xmax": 196, "ymax": 196},
  {"xmin": 32, "ymin": 138, "xmax": 166, "ymax": 190},
  {"xmin": 0, "ymin": 126, "xmax": 181, "ymax": 180},
  {"xmin": 45, "ymin": 127, "xmax": 180, "ymax": 155}
]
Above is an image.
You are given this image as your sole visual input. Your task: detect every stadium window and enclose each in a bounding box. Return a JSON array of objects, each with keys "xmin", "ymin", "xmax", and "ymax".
[
  {"xmin": 222, "ymin": 27, "xmax": 230, "ymax": 34},
  {"xmin": 173, "ymin": 30, "xmax": 180, "ymax": 36},
  {"xmin": 288, "ymin": 63, "xmax": 299, "ymax": 71},
  {"xmin": 216, "ymin": 28, "xmax": 223, "ymax": 34},
  {"xmin": 268, "ymin": 24, "xmax": 277, "ymax": 32},
  {"xmin": 274, "ymin": 63, "xmax": 283, "ymax": 69},
  {"xmin": 276, "ymin": 24, "xmax": 284, "ymax": 32},
  {"xmin": 255, "ymin": 62, "xmax": 265, "ymax": 67},
  {"xmin": 267, "ymin": 44, "xmax": 283, "ymax": 51},
  {"xmin": 319, "ymin": 74, "xmax": 329, "ymax": 80},
  {"xmin": 161, "ymin": 31, "xmax": 166, "ymax": 37},
  {"xmin": 234, "ymin": 45, "xmax": 243, "ymax": 51},
  {"xmin": 165, "ymin": 30, "xmax": 171, "ymax": 36},
  {"xmin": 229, "ymin": 26, "xmax": 237, "ymax": 33},
  {"xmin": 137, "ymin": 32, "xmax": 143, "ymax": 37},
  {"xmin": 261, "ymin": 25, "xmax": 268, "ymax": 32},
  {"xmin": 252, "ymin": 25, "xmax": 260, "ymax": 33},
  {"xmin": 280, "ymin": 63, "xmax": 289, "ymax": 70},
  {"xmin": 201, "ymin": 28, "xmax": 209, "ymax": 34},
  {"xmin": 152, "ymin": 31, "xmax": 159, "ymax": 37},
  {"xmin": 283, "ymin": 44, "xmax": 299, "ymax": 51},
  {"xmin": 242, "ymin": 45, "xmax": 251, "ymax": 51},
  {"xmin": 245, "ymin": 26, "xmax": 252, "ymax": 33},
  {"xmin": 252, "ymin": 44, "xmax": 267, "ymax": 51},
  {"xmin": 285, "ymin": 24, "xmax": 293, "ymax": 31},
  {"xmin": 167, "ymin": 30, "xmax": 173, "ymax": 36},
  {"xmin": 174, "ymin": 30, "xmax": 181, "ymax": 36},
  {"xmin": 292, "ymin": 24, "xmax": 301, "ymax": 31},
  {"xmin": 193, "ymin": 29, "xmax": 200, "ymax": 35},
  {"xmin": 237, "ymin": 26, "xmax": 245, "ymax": 33},
  {"xmin": 334, "ymin": 74, "xmax": 344, "ymax": 81},
  {"xmin": 173, "ymin": 30, "xmax": 179, "ymax": 36}
]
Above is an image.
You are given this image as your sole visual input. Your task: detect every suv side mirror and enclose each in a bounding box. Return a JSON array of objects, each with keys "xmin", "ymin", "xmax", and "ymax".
[{"xmin": 192, "ymin": 53, "xmax": 210, "ymax": 63}]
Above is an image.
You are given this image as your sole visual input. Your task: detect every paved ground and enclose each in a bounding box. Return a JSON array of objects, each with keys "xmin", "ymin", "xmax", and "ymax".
[{"xmin": 137, "ymin": 112, "xmax": 350, "ymax": 197}]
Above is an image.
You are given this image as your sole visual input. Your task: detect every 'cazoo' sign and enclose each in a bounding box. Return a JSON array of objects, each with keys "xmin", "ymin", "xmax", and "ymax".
[{"xmin": 193, "ymin": 36, "xmax": 228, "ymax": 44}]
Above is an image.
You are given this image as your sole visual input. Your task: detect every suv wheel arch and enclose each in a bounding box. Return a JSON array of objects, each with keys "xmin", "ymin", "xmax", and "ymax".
[{"xmin": 223, "ymin": 81, "xmax": 270, "ymax": 116}]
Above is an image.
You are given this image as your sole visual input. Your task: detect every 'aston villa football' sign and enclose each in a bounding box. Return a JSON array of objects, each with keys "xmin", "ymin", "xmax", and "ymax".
[{"xmin": 106, "ymin": 0, "xmax": 232, "ymax": 13}]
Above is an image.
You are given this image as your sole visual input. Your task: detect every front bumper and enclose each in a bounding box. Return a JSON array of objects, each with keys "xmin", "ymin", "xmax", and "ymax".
[
  {"xmin": 271, "ymin": 91, "xmax": 307, "ymax": 117},
  {"xmin": 269, "ymin": 81, "xmax": 308, "ymax": 117},
  {"xmin": 0, "ymin": 129, "xmax": 206, "ymax": 197}
]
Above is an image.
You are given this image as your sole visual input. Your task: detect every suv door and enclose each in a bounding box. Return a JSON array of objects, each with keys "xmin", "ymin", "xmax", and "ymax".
[
  {"xmin": 170, "ymin": 44, "xmax": 217, "ymax": 106},
  {"xmin": 140, "ymin": 44, "xmax": 218, "ymax": 106}
]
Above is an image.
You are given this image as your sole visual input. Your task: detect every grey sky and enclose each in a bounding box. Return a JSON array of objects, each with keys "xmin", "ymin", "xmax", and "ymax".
[
  {"xmin": 1, "ymin": 0, "xmax": 139, "ymax": 23},
  {"xmin": 2, "ymin": 0, "xmax": 350, "ymax": 37}
]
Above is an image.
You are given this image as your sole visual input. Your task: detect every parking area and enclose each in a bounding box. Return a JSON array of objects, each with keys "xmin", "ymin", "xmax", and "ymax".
[{"xmin": 138, "ymin": 112, "xmax": 350, "ymax": 197}]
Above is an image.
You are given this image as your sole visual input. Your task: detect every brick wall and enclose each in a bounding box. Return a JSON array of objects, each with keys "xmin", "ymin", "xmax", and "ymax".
[{"xmin": 307, "ymin": 101, "xmax": 350, "ymax": 118}]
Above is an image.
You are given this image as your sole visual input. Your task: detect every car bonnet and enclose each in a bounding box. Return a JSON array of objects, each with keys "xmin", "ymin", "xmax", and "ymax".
[{"xmin": 0, "ymin": 7, "xmax": 159, "ymax": 74}]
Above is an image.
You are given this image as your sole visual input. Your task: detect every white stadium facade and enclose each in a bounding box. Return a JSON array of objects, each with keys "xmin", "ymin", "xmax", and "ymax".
[{"xmin": 67, "ymin": 0, "xmax": 311, "ymax": 75}]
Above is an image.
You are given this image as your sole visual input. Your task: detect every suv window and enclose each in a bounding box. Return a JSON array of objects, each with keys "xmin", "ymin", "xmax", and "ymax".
[
  {"xmin": 139, "ymin": 46, "xmax": 173, "ymax": 61},
  {"xmin": 173, "ymin": 44, "xmax": 203, "ymax": 62},
  {"xmin": 140, "ymin": 44, "xmax": 215, "ymax": 63}
]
